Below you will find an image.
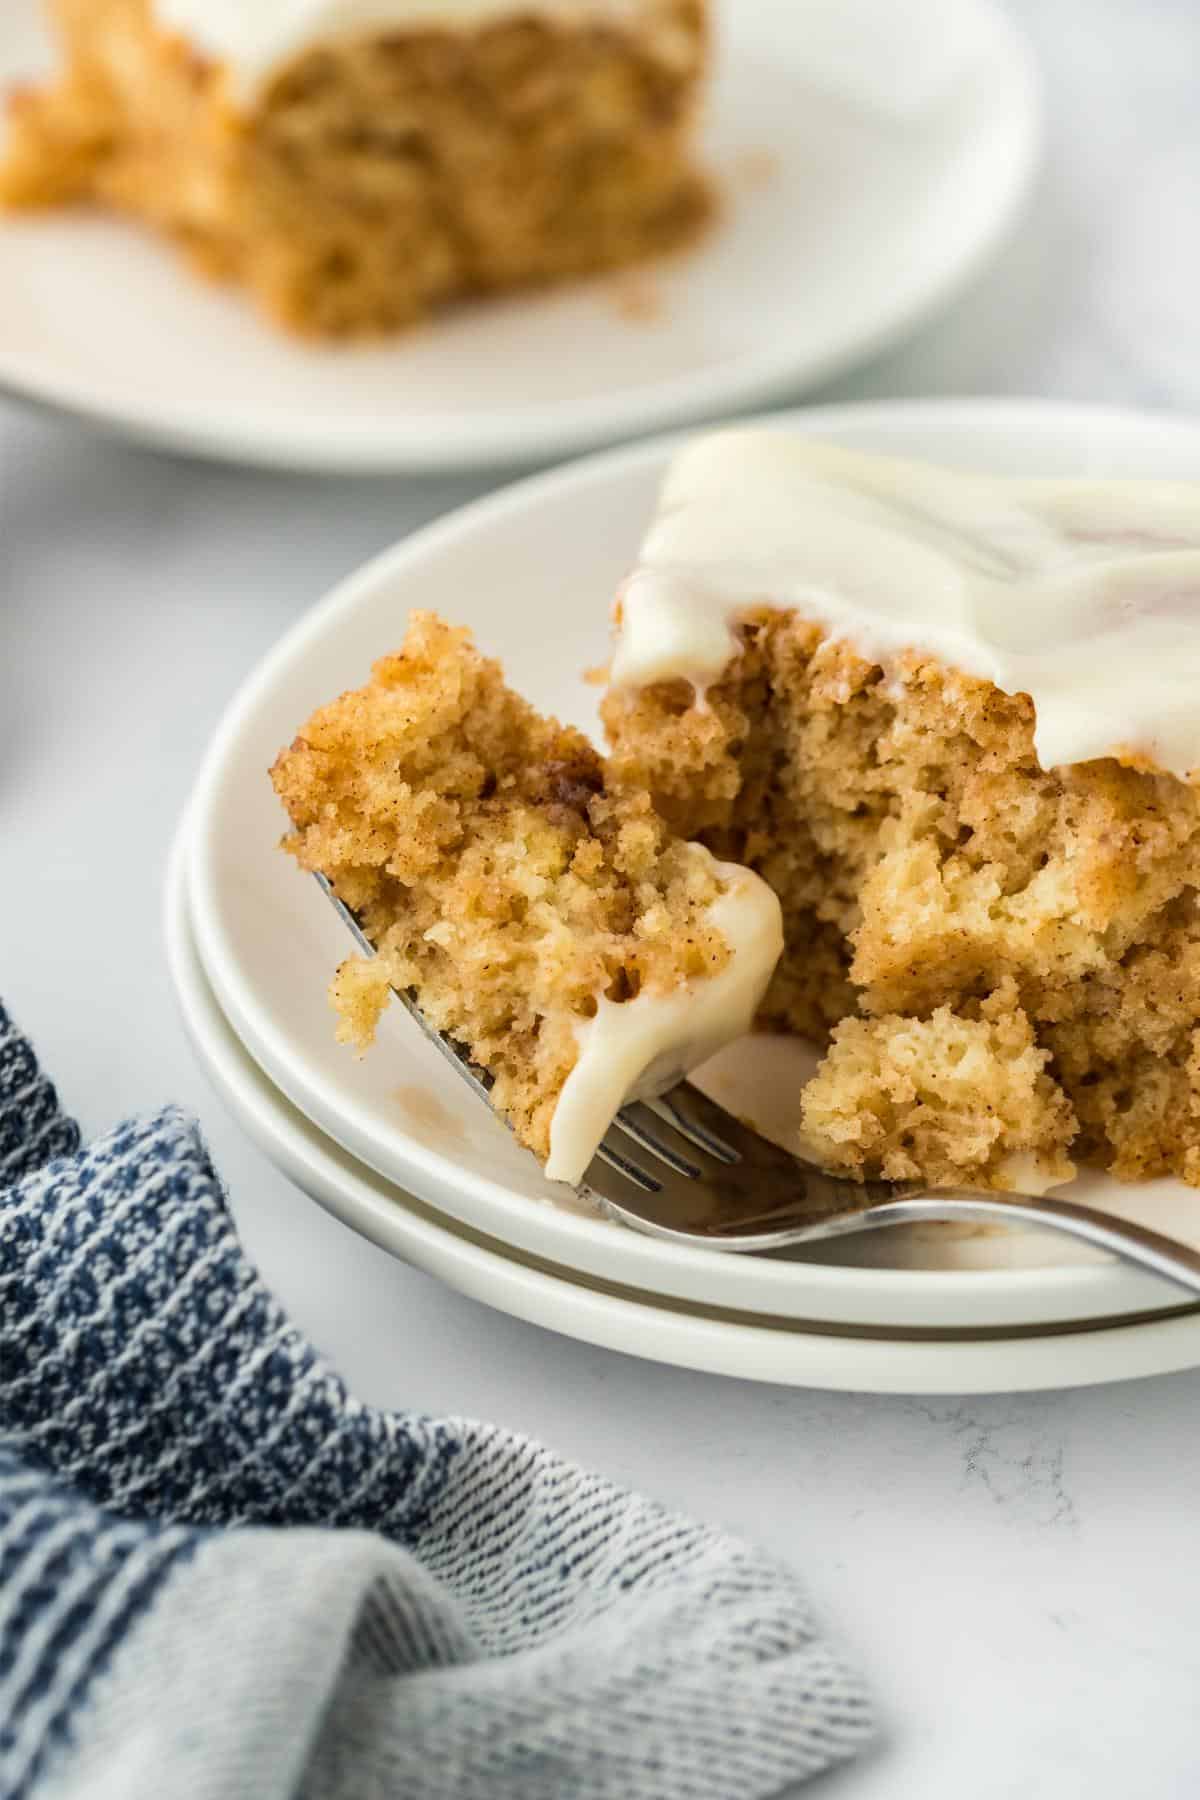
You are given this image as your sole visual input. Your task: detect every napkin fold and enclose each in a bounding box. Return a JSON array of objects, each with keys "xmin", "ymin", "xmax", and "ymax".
[{"xmin": 0, "ymin": 999, "xmax": 874, "ymax": 1799}]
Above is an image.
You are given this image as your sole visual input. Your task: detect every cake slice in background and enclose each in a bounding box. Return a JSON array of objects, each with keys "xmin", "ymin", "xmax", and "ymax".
[
  {"xmin": 602, "ymin": 430, "xmax": 1200, "ymax": 1191},
  {"xmin": 271, "ymin": 613, "xmax": 781, "ymax": 1185},
  {"xmin": 1, "ymin": 0, "xmax": 710, "ymax": 337}
]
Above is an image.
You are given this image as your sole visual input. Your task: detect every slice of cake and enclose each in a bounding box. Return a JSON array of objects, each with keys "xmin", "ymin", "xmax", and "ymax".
[
  {"xmin": 2, "ymin": 0, "xmax": 710, "ymax": 337},
  {"xmin": 601, "ymin": 430, "xmax": 1200, "ymax": 1191},
  {"xmin": 270, "ymin": 613, "xmax": 782, "ymax": 1183}
]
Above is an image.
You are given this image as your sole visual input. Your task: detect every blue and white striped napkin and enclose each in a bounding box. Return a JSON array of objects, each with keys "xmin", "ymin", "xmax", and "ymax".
[{"xmin": 0, "ymin": 999, "xmax": 874, "ymax": 1799}]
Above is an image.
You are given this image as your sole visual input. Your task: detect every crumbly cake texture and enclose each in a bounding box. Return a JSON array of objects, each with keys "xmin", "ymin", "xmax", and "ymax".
[
  {"xmin": 2, "ymin": 0, "xmax": 709, "ymax": 337},
  {"xmin": 602, "ymin": 612, "xmax": 1200, "ymax": 1189},
  {"xmin": 270, "ymin": 613, "xmax": 739, "ymax": 1166},
  {"xmin": 799, "ymin": 983, "xmax": 1078, "ymax": 1192}
]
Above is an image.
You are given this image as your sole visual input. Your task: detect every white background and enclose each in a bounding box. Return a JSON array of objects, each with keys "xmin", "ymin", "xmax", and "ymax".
[{"xmin": 4, "ymin": 2, "xmax": 1200, "ymax": 1793}]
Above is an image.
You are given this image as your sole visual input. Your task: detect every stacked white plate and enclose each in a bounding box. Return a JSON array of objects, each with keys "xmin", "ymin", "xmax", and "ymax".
[{"xmin": 170, "ymin": 401, "xmax": 1200, "ymax": 1393}]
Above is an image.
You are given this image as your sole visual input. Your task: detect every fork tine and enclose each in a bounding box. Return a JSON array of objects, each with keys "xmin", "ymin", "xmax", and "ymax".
[
  {"xmin": 612, "ymin": 1102, "xmax": 704, "ymax": 1178},
  {"xmin": 647, "ymin": 1089, "xmax": 741, "ymax": 1165},
  {"xmin": 592, "ymin": 1137, "xmax": 663, "ymax": 1193}
]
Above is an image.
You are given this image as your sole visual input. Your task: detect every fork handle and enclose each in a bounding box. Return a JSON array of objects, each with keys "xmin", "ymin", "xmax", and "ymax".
[{"xmin": 803, "ymin": 1191, "xmax": 1200, "ymax": 1300}]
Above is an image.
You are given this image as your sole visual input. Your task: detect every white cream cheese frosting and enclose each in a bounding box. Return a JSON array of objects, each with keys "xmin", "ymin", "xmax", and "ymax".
[
  {"xmin": 611, "ymin": 430, "xmax": 1200, "ymax": 781},
  {"xmin": 156, "ymin": 0, "xmax": 660, "ymax": 99},
  {"xmin": 544, "ymin": 854, "xmax": 783, "ymax": 1185}
]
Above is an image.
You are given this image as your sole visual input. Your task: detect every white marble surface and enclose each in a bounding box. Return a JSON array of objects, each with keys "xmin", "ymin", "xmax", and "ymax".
[{"xmin": 5, "ymin": 1, "xmax": 1200, "ymax": 1792}]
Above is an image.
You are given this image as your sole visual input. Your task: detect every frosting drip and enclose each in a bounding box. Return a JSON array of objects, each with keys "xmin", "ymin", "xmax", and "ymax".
[{"xmin": 544, "ymin": 854, "xmax": 783, "ymax": 1185}]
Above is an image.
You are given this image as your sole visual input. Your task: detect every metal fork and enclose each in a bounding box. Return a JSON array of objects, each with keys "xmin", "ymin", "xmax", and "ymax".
[{"xmin": 317, "ymin": 876, "xmax": 1200, "ymax": 1301}]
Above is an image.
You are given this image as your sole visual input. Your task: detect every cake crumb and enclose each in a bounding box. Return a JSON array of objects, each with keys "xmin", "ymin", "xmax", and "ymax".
[
  {"xmin": 612, "ymin": 272, "xmax": 665, "ymax": 323},
  {"xmin": 730, "ymin": 148, "xmax": 779, "ymax": 190},
  {"xmin": 799, "ymin": 984, "xmax": 1078, "ymax": 1191},
  {"xmin": 393, "ymin": 1083, "xmax": 467, "ymax": 1145}
]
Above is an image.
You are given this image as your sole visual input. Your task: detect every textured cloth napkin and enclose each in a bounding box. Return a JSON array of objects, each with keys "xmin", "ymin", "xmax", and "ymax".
[{"xmin": 0, "ymin": 999, "xmax": 874, "ymax": 1799}]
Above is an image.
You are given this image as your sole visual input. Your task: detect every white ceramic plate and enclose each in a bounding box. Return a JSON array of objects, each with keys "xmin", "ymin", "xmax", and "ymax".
[
  {"xmin": 167, "ymin": 817, "xmax": 1200, "ymax": 1392},
  {"xmin": 185, "ymin": 398, "xmax": 1200, "ymax": 1332},
  {"xmin": 0, "ymin": 0, "xmax": 1038, "ymax": 472}
]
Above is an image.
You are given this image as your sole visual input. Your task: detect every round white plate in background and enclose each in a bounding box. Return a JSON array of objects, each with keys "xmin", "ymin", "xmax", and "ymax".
[
  {"xmin": 0, "ymin": 0, "xmax": 1039, "ymax": 471},
  {"xmin": 166, "ymin": 820, "xmax": 1200, "ymax": 1392},
  {"xmin": 184, "ymin": 399, "xmax": 1200, "ymax": 1335}
]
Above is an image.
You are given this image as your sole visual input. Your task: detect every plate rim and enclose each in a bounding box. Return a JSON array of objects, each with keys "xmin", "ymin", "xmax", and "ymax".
[
  {"xmin": 0, "ymin": 0, "xmax": 1041, "ymax": 472},
  {"xmin": 165, "ymin": 815, "xmax": 1200, "ymax": 1393},
  {"xmin": 183, "ymin": 394, "xmax": 1200, "ymax": 1321}
]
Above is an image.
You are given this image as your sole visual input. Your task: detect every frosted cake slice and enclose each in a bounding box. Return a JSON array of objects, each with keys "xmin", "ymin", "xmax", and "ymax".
[
  {"xmin": 601, "ymin": 430, "xmax": 1200, "ymax": 1190},
  {"xmin": 271, "ymin": 613, "xmax": 781, "ymax": 1184},
  {"xmin": 2, "ymin": 0, "xmax": 710, "ymax": 337}
]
